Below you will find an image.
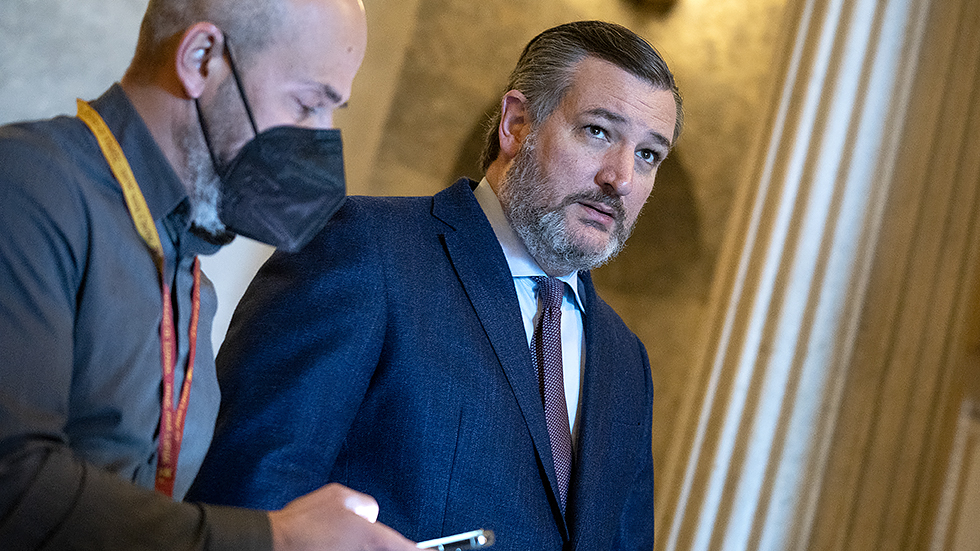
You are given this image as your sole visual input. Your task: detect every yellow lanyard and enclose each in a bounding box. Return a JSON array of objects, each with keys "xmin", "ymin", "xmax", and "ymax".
[{"xmin": 76, "ymin": 99, "xmax": 200, "ymax": 498}]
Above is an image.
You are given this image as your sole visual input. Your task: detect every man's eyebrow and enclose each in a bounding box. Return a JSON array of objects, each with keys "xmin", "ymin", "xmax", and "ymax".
[
  {"xmin": 585, "ymin": 107, "xmax": 627, "ymax": 125},
  {"xmin": 318, "ymin": 83, "xmax": 344, "ymax": 106},
  {"xmin": 585, "ymin": 107, "xmax": 672, "ymax": 148},
  {"xmin": 647, "ymin": 131, "xmax": 672, "ymax": 150}
]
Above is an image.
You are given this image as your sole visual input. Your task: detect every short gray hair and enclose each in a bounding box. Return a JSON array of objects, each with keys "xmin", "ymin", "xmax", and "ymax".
[{"xmin": 131, "ymin": 0, "xmax": 286, "ymax": 71}]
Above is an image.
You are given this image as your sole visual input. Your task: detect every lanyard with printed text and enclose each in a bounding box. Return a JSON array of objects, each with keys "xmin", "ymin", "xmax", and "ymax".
[{"xmin": 76, "ymin": 99, "xmax": 200, "ymax": 499}]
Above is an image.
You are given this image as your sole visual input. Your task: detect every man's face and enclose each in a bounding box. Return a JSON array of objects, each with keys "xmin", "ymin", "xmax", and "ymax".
[
  {"xmin": 208, "ymin": 0, "xmax": 367, "ymax": 164},
  {"xmin": 185, "ymin": 0, "xmax": 367, "ymax": 238},
  {"xmin": 498, "ymin": 56, "xmax": 677, "ymax": 276}
]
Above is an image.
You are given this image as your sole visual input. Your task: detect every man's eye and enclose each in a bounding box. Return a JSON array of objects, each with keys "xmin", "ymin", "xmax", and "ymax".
[
  {"xmin": 296, "ymin": 100, "xmax": 322, "ymax": 119},
  {"xmin": 636, "ymin": 149, "xmax": 662, "ymax": 165},
  {"xmin": 585, "ymin": 125, "xmax": 607, "ymax": 139}
]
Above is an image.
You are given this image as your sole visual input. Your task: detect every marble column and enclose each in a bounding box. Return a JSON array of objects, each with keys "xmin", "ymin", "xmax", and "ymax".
[{"xmin": 655, "ymin": 0, "xmax": 980, "ymax": 548}]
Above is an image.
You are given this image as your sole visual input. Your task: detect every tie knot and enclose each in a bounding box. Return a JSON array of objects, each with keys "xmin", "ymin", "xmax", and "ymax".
[{"xmin": 532, "ymin": 276, "xmax": 564, "ymax": 310}]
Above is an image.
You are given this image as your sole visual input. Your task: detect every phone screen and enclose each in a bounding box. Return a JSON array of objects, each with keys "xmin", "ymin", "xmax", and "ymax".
[{"xmin": 416, "ymin": 528, "xmax": 494, "ymax": 550}]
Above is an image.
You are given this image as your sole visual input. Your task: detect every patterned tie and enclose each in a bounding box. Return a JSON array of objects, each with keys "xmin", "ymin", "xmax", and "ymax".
[{"xmin": 529, "ymin": 276, "xmax": 573, "ymax": 511}]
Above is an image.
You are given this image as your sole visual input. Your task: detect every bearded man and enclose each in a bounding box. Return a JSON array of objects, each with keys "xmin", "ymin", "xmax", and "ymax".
[
  {"xmin": 190, "ymin": 20, "xmax": 683, "ymax": 551},
  {"xmin": 0, "ymin": 0, "xmax": 417, "ymax": 549}
]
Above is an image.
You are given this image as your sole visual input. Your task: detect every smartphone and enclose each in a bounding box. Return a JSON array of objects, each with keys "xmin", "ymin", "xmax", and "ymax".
[{"xmin": 416, "ymin": 528, "xmax": 494, "ymax": 550}]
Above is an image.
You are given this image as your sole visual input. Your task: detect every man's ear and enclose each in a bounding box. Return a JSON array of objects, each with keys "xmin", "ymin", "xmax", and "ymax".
[
  {"xmin": 498, "ymin": 90, "xmax": 532, "ymax": 161},
  {"xmin": 175, "ymin": 22, "xmax": 226, "ymax": 100}
]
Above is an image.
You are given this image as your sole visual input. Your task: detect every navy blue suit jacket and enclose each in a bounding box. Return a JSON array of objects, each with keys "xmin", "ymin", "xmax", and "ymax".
[{"xmin": 189, "ymin": 179, "xmax": 654, "ymax": 550}]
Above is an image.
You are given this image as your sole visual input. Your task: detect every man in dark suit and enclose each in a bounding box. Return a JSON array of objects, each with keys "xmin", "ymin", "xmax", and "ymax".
[{"xmin": 189, "ymin": 20, "xmax": 682, "ymax": 550}]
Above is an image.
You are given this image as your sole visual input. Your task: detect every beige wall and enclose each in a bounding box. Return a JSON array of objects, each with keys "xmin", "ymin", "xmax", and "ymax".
[
  {"xmin": 0, "ymin": 1, "xmax": 147, "ymax": 123},
  {"xmin": 962, "ymin": 278, "xmax": 980, "ymax": 406}
]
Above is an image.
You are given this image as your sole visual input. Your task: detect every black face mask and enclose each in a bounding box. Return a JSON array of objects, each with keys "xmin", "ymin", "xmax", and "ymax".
[{"xmin": 197, "ymin": 39, "xmax": 346, "ymax": 253}]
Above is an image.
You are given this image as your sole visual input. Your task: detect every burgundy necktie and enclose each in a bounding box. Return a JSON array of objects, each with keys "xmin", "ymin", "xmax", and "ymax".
[{"xmin": 529, "ymin": 276, "xmax": 573, "ymax": 511}]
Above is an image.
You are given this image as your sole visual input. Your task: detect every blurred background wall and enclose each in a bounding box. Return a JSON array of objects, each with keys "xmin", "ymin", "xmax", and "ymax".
[{"xmin": 2, "ymin": 0, "xmax": 978, "ymax": 548}]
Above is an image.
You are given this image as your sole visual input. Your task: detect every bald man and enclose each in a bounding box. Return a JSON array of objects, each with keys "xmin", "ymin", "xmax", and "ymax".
[{"xmin": 0, "ymin": 1, "xmax": 415, "ymax": 550}]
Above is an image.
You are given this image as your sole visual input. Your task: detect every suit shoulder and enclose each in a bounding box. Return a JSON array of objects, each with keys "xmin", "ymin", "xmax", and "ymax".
[
  {"xmin": 296, "ymin": 193, "xmax": 437, "ymax": 262},
  {"xmin": 338, "ymin": 194, "xmax": 450, "ymax": 236},
  {"xmin": 343, "ymin": 194, "xmax": 433, "ymax": 217}
]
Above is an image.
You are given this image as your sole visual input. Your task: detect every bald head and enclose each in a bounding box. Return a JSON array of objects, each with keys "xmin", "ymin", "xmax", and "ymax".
[
  {"xmin": 129, "ymin": 0, "xmax": 276, "ymax": 76},
  {"xmin": 120, "ymin": 0, "xmax": 365, "ymax": 221},
  {"xmin": 128, "ymin": 0, "xmax": 365, "ymax": 81}
]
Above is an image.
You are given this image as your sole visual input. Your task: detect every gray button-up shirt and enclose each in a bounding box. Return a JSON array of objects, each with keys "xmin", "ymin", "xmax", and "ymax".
[{"xmin": 0, "ymin": 84, "xmax": 269, "ymax": 550}]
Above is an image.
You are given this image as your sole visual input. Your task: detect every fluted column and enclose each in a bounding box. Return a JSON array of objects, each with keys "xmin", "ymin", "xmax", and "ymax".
[{"xmin": 655, "ymin": 0, "xmax": 980, "ymax": 548}]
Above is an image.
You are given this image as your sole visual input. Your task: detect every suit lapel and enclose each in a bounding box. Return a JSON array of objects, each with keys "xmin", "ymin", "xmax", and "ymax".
[
  {"xmin": 434, "ymin": 179, "xmax": 569, "ymax": 537},
  {"xmin": 566, "ymin": 272, "xmax": 613, "ymax": 546}
]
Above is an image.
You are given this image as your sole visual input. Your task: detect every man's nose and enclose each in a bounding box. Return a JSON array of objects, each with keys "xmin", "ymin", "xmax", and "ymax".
[{"xmin": 596, "ymin": 146, "xmax": 634, "ymax": 196}]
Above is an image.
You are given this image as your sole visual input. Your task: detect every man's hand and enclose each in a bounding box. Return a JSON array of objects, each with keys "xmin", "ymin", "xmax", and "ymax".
[{"xmin": 268, "ymin": 483, "xmax": 417, "ymax": 551}]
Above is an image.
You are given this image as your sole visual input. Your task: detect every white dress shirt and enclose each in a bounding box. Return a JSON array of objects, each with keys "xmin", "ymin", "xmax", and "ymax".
[{"xmin": 473, "ymin": 178, "xmax": 586, "ymax": 446}]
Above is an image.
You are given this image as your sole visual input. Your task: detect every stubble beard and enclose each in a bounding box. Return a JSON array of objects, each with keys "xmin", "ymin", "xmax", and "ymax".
[
  {"xmin": 179, "ymin": 83, "xmax": 239, "ymax": 246},
  {"xmin": 498, "ymin": 134, "xmax": 635, "ymax": 276}
]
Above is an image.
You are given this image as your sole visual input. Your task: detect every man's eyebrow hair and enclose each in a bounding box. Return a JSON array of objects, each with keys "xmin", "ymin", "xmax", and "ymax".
[
  {"xmin": 585, "ymin": 107, "xmax": 627, "ymax": 125},
  {"xmin": 320, "ymin": 84, "xmax": 344, "ymax": 105},
  {"xmin": 647, "ymin": 132, "xmax": 671, "ymax": 149},
  {"xmin": 585, "ymin": 107, "xmax": 672, "ymax": 148}
]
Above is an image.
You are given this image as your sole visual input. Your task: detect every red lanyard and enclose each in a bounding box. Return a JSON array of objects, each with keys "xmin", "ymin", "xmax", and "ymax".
[
  {"xmin": 155, "ymin": 259, "xmax": 201, "ymax": 497},
  {"xmin": 77, "ymin": 99, "xmax": 200, "ymax": 498}
]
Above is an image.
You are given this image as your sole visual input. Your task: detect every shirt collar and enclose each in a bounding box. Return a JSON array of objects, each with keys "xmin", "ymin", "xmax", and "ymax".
[
  {"xmin": 90, "ymin": 84, "xmax": 186, "ymax": 222},
  {"xmin": 90, "ymin": 84, "xmax": 221, "ymax": 257},
  {"xmin": 473, "ymin": 177, "xmax": 585, "ymax": 311}
]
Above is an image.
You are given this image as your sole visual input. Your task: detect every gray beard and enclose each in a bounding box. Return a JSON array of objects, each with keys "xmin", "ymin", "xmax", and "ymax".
[
  {"xmin": 178, "ymin": 114, "xmax": 235, "ymax": 246},
  {"xmin": 498, "ymin": 135, "xmax": 634, "ymax": 276}
]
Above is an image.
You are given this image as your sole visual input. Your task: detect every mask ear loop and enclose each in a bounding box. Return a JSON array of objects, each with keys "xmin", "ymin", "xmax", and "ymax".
[
  {"xmin": 194, "ymin": 98, "xmax": 223, "ymax": 175},
  {"xmin": 194, "ymin": 32, "xmax": 259, "ymax": 176},
  {"xmin": 222, "ymin": 36, "xmax": 260, "ymax": 137}
]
